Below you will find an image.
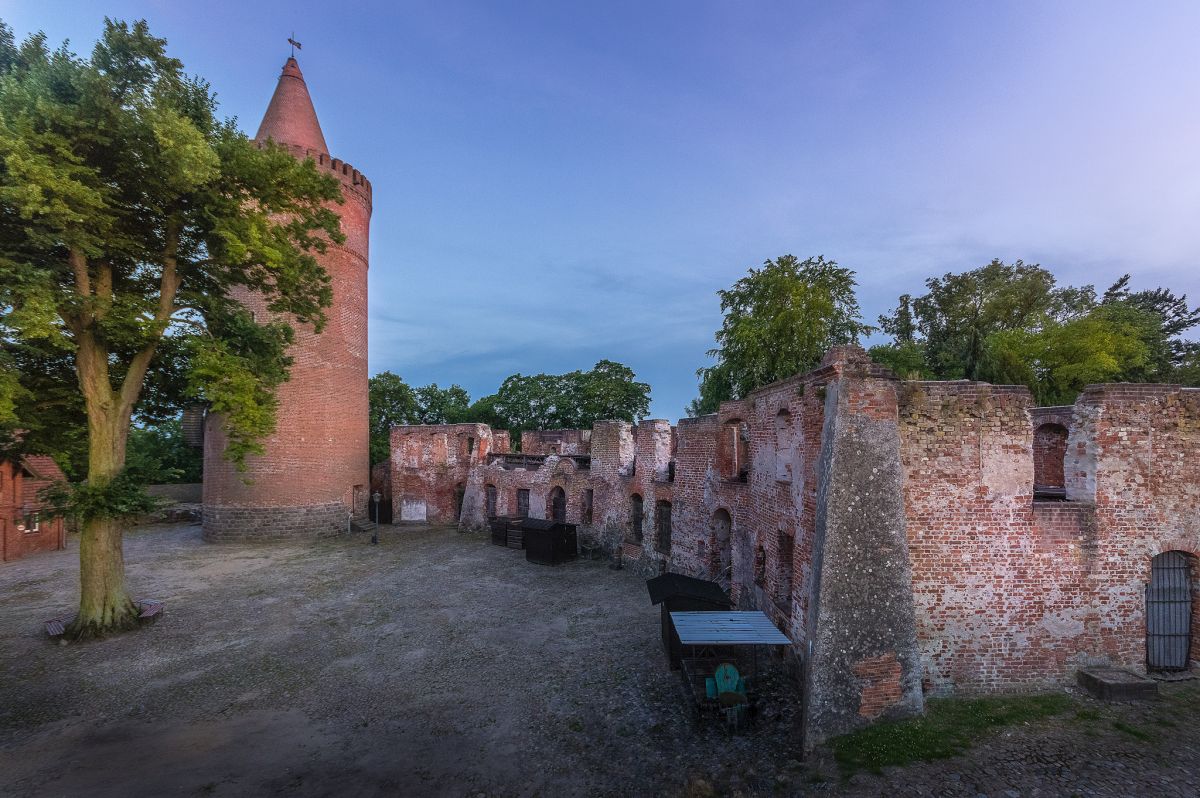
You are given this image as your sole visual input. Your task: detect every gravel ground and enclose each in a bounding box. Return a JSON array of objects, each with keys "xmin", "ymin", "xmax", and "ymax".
[
  {"xmin": 2, "ymin": 522, "xmax": 1199, "ymax": 797},
  {"xmin": 0, "ymin": 522, "xmax": 806, "ymax": 797}
]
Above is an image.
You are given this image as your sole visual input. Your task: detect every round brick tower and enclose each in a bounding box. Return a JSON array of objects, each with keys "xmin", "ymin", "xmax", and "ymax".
[{"xmin": 202, "ymin": 57, "xmax": 372, "ymax": 541}]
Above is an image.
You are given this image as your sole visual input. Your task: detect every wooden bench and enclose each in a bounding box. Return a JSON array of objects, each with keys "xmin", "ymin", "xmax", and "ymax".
[{"xmin": 44, "ymin": 599, "xmax": 164, "ymax": 638}]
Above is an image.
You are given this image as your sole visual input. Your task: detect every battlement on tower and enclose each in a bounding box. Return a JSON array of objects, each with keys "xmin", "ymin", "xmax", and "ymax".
[{"xmin": 257, "ymin": 140, "xmax": 372, "ymax": 204}]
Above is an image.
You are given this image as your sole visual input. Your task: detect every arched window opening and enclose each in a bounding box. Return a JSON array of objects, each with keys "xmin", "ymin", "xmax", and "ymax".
[
  {"xmin": 628, "ymin": 494, "xmax": 644, "ymax": 543},
  {"xmin": 1148, "ymin": 550, "xmax": 1197, "ymax": 672},
  {"xmin": 1033, "ymin": 422, "xmax": 1069, "ymax": 500},
  {"xmin": 516, "ymin": 488, "xmax": 530, "ymax": 518},
  {"xmin": 720, "ymin": 420, "xmax": 750, "ymax": 483},
  {"xmin": 485, "ymin": 484, "xmax": 498, "ymax": 519},
  {"xmin": 774, "ymin": 409, "xmax": 793, "ymax": 482},
  {"xmin": 655, "ymin": 500, "xmax": 672, "ymax": 554},
  {"xmin": 549, "ymin": 486, "xmax": 567, "ymax": 522}
]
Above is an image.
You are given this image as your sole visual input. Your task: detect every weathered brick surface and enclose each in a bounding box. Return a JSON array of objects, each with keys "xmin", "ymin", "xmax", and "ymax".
[
  {"xmin": 902, "ymin": 382, "xmax": 1200, "ymax": 694},
  {"xmin": 391, "ymin": 424, "xmax": 502, "ymax": 524},
  {"xmin": 202, "ymin": 57, "xmax": 371, "ymax": 542},
  {"xmin": 852, "ymin": 652, "xmax": 904, "ymax": 719}
]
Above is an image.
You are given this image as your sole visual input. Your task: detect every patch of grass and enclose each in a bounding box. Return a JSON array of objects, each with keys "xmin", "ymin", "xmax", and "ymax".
[
  {"xmin": 1112, "ymin": 720, "xmax": 1156, "ymax": 742},
  {"xmin": 566, "ymin": 718, "xmax": 584, "ymax": 733},
  {"xmin": 1073, "ymin": 708, "xmax": 1101, "ymax": 722},
  {"xmin": 831, "ymin": 692, "xmax": 1075, "ymax": 775}
]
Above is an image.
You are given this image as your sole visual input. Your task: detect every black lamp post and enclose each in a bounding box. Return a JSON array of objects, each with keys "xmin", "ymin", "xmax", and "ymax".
[{"xmin": 371, "ymin": 491, "xmax": 381, "ymax": 545}]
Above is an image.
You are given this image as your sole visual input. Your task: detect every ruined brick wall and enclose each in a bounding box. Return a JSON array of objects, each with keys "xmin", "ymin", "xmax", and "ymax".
[
  {"xmin": 461, "ymin": 454, "xmax": 591, "ymax": 528},
  {"xmin": 203, "ymin": 59, "xmax": 372, "ymax": 542},
  {"xmin": 899, "ymin": 381, "xmax": 1066, "ymax": 691},
  {"xmin": 902, "ymin": 382, "xmax": 1200, "ymax": 693},
  {"xmin": 1065, "ymin": 385, "xmax": 1200, "ymax": 670},
  {"xmin": 390, "ymin": 424, "xmax": 498, "ymax": 523},
  {"xmin": 715, "ymin": 373, "xmax": 827, "ymax": 641},
  {"xmin": 586, "ymin": 421, "xmax": 636, "ymax": 555}
]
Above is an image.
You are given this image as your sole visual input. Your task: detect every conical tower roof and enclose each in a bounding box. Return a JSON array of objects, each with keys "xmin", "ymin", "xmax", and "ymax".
[{"xmin": 255, "ymin": 56, "xmax": 329, "ymax": 154}]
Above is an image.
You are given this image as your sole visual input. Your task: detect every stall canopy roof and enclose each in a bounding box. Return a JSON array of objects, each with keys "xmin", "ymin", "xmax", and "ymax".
[
  {"xmin": 669, "ymin": 611, "xmax": 791, "ymax": 646},
  {"xmin": 646, "ymin": 573, "xmax": 729, "ymax": 606}
]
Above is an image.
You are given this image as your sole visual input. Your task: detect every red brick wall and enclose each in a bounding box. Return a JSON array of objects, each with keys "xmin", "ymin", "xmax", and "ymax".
[
  {"xmin": 1065, "ymin": 385, "xmax": 1200, "ymax": 671},
  {"xmin": 902, "ymin": 382, "xmax": 1200, "ymax": 692},
  {"xmin": 1, "ymin": 458, "xmax": 67, "ymax": 562},
  {"xmin": 392, "ymin": 424, "xmax": 501, "ymax": 524}
]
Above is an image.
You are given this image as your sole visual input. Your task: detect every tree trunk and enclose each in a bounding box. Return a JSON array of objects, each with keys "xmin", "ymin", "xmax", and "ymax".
[
  {"xmin": 66, "ymin": 400, "xmax": 139, "ymax": 639},
  {"xmin": 71, "ymin": 515, "xmax": 139, "ymax": 638}
]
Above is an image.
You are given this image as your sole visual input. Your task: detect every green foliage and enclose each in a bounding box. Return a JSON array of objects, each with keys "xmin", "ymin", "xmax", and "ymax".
[
  {"xmin": 414, "ymin": 383, "xmax": 472, "ymax": 424},
  {"xmin": 867, "ymin": 342, "xmax": 931, "ymax": 380},
  {"xmin": 691, "ymin": 255, "xmax": 871, "ymax": 416},
  {"xmin": 876, "ymin": 263, "xmax": 1200, "ymax": 401},
  {"xmin": 831, "ymin": 693, "xmax": 1074, "ymax": 776},
  {"xmin": 368, "ymin": 371, "xmax": 419, "ymax": 465},
  {"xmin": 368, "ymin": 361, "xmax": 651, "ymax": 459},
  {"xmin": 987, "ymin": 307, "xmax": 1152, "ymax": 404},
  {"xmin": 39, "ymin": 471, "xmax": 161, "ymax": 522},
  {"xmin": 485, "ymin": 360, "xmax": 651, "ymax": 446},
  {"xmin": 880, "ymin": 260, "xmax": 1077, "ymax": 381},
  {"xmin": 125, "ymin": 418, "xmax": 202, "ymax": 484},
  {"xmin": 0, "ymin": 17, "xmax": 343, "ymax": 478}
]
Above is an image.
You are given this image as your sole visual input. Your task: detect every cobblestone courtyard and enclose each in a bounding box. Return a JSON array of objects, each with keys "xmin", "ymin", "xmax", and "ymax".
[{"xmin": 2, "ymin": 523, "xmax": 1200, "ymax": 797}]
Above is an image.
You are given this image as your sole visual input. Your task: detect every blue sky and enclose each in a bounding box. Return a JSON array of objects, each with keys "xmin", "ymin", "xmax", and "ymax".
[{"xmin": 3, "ymin": 1, "xmax": 1199, "ymax": 419}]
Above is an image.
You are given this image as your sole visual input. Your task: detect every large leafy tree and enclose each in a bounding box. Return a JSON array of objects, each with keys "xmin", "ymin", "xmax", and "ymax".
[
  {"xmin": 0, "ymin": 20, "xmax": 343, "ymax": 637},
  {"xmin": 874, "ymin": 263, "xmax": 1200, "ymax": 401},
  {"xmin": 368, "ymin": 371, "xmax": 419, "ymax": 465},
  {"xmin": 876, "ymin": 260, "xmax": 1085, "ymax": 382},
  {"xmin": 689, "ymin": 254, "xmax": 871, "ymax": 415},
  {"xmin": 485, "ymin": 360, "xmax": 650, "ymax": 447},
  {"xmin": 413, "ymin": 383, "xmax": 472, "ymax": 425},
  {"xmin": 986, "ymin": 307, "xmax": 1152, "ymax": 405},
  {"xmin": 368, "ymin": 362, "xmax": 651, "ymax": 456}
]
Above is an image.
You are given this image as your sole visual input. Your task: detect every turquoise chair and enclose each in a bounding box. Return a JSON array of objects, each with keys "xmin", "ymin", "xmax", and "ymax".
[{"xmin": 714, "ymin": 662, "xmax": 745, "ymax": 696}]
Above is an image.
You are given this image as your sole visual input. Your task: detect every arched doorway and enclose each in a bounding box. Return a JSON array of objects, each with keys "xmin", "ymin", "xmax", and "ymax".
[
  {"xmin": 711, "ymin": 509, "xmax": 732, "ymax": 584},
  {"xmin": 549, "ymin": 486, "xmax": 566, "ymax": 522},
  {"xmin": 454, "ymin": 483, "xmax": 465, "ymax": 521},
  {"xmin": 1148, "ymin": 551, "xmax": 1194, "ymax": 671}
]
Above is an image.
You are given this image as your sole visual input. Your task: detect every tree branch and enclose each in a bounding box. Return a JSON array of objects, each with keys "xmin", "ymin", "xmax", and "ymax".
[{"xmin": 118, "ymin": 218, "xmax": 183, "ymax": 415}]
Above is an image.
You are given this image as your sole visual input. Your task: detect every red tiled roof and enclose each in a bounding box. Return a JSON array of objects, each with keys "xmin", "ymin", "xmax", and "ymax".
[
  {"xmin": 18, "ymin": 455, "xmax": 65, "ymax": 511},
  {"xmin": 21, "ymin": 455, "xmax": 65, "ymax": 482}
]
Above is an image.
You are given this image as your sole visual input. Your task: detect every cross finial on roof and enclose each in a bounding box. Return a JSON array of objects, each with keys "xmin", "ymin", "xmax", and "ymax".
[{"xmin": 288, "ymin": 34, "xmax": 302, "ymax": 58}]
